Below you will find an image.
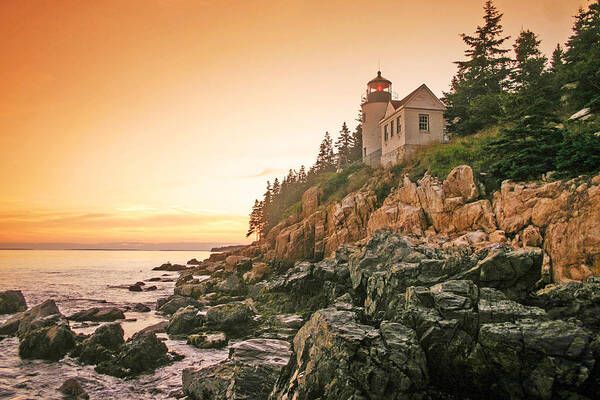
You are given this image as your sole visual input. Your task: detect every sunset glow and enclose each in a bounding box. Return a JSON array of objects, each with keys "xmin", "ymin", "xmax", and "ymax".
[{"xmin": 0, "ymin": 0, "xmax": 585, "ymax": 247}]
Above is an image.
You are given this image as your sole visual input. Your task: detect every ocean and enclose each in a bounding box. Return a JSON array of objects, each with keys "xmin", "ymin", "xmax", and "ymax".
[{"xmin": 0, "ymin": 250, "xmax": 228, "ymax": 399}]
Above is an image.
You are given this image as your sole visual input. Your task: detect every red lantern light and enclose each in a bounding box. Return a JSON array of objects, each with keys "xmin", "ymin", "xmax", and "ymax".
[{"xmin": 377, "ymin": 85, "xmax": 382, "ymax": 92}]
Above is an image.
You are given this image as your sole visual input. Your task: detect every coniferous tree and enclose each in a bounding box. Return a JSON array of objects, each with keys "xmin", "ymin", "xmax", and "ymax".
[
  {"xmin": 272, "ymin": 178, "xmax": 280, "ymax": 198},
  {"xmin": 505, "ymin": 29, "xmax": 557, "ymax": 123},
  {"xmin": 443, "ymin": 0, "xmax": 511, "ymax": 135},
  {"xmin": 246, "ymin": 199, "xmax": 264, "ymax": 240},
  {"xmin": 335, "ymin": 122, "xmax": 353, "ymax": 168},
  {"xmin": 563, "ymin": 1, "xmax": 600, "ymax": 111},
  {"xmin": 315, "ymin": 132, "xmax": 336, "ymax": 173},
  {"xmin": 298, "ymin": 165, "xmax": 307, "ymax": 183},
  {"xmin": 551, "ymin": 44, "xmax": 565, "ymax": 72}
]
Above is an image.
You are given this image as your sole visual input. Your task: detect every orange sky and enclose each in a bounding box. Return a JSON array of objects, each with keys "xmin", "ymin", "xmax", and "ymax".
[{"xmin": 0, "ymin": 0, "xmax": 586, "ymax": 246}]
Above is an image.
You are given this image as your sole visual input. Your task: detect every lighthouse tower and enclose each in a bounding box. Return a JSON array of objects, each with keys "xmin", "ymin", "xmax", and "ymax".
[{"xmin": 361, "ymin": 71, "xmax": 392, "ymax": 166}]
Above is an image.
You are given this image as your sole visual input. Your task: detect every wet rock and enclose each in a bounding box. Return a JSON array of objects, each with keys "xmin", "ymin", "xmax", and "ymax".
[
  {"xmin": 134, "ymin": 281, "xmax": 145, "ymax": 286},
  {"xmin": 0, "ymin": 290, "xmax": 27, "ymax": 314},
  {"xmin": 167, "ymin": 306, "xmax": 204, "ymax": 336},
  {"xmin": 205, "ymin": 301, "xmax": 255, "ymax": 337},
  {"xmin": 0, "ymin": 299, "xmax": 62, "ymax": 336},
  {"xmin": 530, "ymin": 279, "xmax": 600, "ymax": 332},
  {"xmin": 402, "ymin": 278, "xmax": 596, "ymax": 399},
  {"xmin": 153, "ymin": 262, "xmax": 188, "ymax": 271},
  {"xmin": 134, "ymin": 321, "xmax": 168, "ymax": 336},
  {"xmin": 183, "ymin": 338, "xmax": 291, "ymax": 400},
  {"xmin": 217, "ymin": 274, "xmax": 245, "ymax": 295},
  {"xmin": 174, "ymin": 278, "xmax": 218, "ymax": 298},
  {"xmin": 95, "ymin": 331, "xmax": 172, "ymax": 378},
  {"xmin": 128, "ymin": 284, "xmax": 143, "ymax": 292},
  {"xmin": 272, "ymin": 307, "xmax": 428, "ymax": 399},
  {"xmin": 68, "ymin": 307, "xmax": 125, "ymax": 322},
  {"xmin": 144, "ymin": 285, "xmax": 157, "ymax": 291},
  {"xmin": 18, "ymin": 322, "xmax": 76, "ymax": 361},
  {"xmin": 187, "ymin": 331, "xmax": 227, "ymax": 349},
  {"xmin": 72, "ymin": 323, "xmax": 124, "ymax": 365},
  {"xmin": 243, "ymin": 262, "xmax": 271, "ymax": 283},
  {"xmin": 58, "ymin": 378, "xmax": 89, "ymax": 399},
  {"xmin": 132, "ymin": 303, "xmax": 151, "ymax": 313},
  {"xmin": 147, "ymin": 277, "xmax": 162, "ymax": 282},
  {"xmin": 157, "ymin": 295, "xmax": 202, "ymax": 315}
]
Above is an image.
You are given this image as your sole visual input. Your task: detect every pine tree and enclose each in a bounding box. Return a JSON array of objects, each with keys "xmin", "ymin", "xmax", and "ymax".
[
  {"xmin": 505, "ymin": 29, "xmax": 556, "ymax": 123},
  {"xmin": 246, "ymin": 199, "xmax": 264, "ymax": 239},
  {"xmin": 443, "ymin": 0, "xmax": 511, "ymax": 135},
  {"xmin": 272, "ymin": 178, "xmax": 280, "ymax": 198},
  {"xmin": 350, "ymin": 111, "xmax": 364, "ymax": 163},
  {"xmin": 335, "ymin": 122, "xmax": 353, "ymax": 168},
  {"xmin": 298, "ymin": 165, "xmax": 307, "ymax": 182},
  {"xmin": 315, "ymin": 132, "xmax": 336, "ymax": 173},
  {"xmin": 550, "ymin": 43, "xmax": 564, "ymax": 72},
  {"xmin": 563, "ymin": 1, "xmax": 600, "ymax": 111}
]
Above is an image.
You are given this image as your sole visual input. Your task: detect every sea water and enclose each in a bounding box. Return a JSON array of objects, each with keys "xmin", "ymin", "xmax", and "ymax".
[{"xmin": 0, "ymin": 250, "xmax": 228, "ymax": 399}]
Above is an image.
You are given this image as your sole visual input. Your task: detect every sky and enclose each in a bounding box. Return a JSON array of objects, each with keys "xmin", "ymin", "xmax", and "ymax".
[{"xmin": 0, "ymin": 0, "xmax": 587, "ymax": 248}]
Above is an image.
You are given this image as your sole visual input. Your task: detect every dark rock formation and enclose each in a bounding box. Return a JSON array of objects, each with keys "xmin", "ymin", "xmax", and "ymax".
[
  {"xmin": 153, "ymin": 262, "xmax": 188, "ymax": 271},
  {"xmin": 0, "ymin": 290, "xmax": 27, "ymax": 314},
  {"xmin": 95, "ymin": 331, "xmax": 174, "ymax": 378},
  {"xmin": 0, "ymin": 299, "xmax": 77, "ymax": 361},
  {"xmin": 157, "ymin": 295, "xmax": 202, "ymax": 315},
  {"xmin": 59, "ymin": 378, "xmax": 89, "ymax": 399},
  {"xmin": 183, "ymin": 338, "xmax": 291, "ymax": 399},
  {"xmin": 187, "ymin": 331, "xmax": 227, "ymax": 349},
  {"xmin": 166, "ymin": 306, "xmax": 204, "ymax": 336},
  {"xmin": 271, "ymin": 305, "xmax": 428, "ymax": 399},
  {"xmin": 71, "ymin": 323, "xmax": 125, "ymax": 365},
  {"xmin": 68, "ymin": 307, "xmax": 125, "ymax": 322}
]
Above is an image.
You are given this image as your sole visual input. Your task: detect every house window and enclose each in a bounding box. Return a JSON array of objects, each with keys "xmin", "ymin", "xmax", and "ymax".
[
  {"xmin": 419, "ymin": 114, "xmax": 430, "ymax": 131},
  {"xmin": 384, "ymin": 125, "xmax": 388, "ymax": 142},
  {"xmin": 390, "ymin": 120, "xmax": 394, "ymax": 137},
  {"xmin": 396, "ymin": 116, "xmax": 401, "ymax": 133},
  {"xmin": 364, "ymin": 147, "xmax": 367, "ymax": 156}
]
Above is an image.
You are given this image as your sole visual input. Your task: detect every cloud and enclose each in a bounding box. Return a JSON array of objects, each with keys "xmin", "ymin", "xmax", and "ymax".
[
  {"xmin": 0, "ymin": 208, "xmax": 249, "ymax": 243},
  {"xmin": 242, "ymin": 168, "xmax": 290, "ymax": 178}
]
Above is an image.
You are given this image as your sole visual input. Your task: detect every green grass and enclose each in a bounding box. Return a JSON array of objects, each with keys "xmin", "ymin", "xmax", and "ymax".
[
  {"xmin": 319, "ymin": 163, "xmax": 374, "ymax": 203},
  {"xmin": 391, "ymin": 127, "xmax": 499, "ymax": 181}
]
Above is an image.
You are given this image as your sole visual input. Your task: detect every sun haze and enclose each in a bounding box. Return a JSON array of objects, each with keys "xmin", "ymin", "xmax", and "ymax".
[{"xmin": 0, "ymin": 0, "xmax": 584, "ymax": 247}]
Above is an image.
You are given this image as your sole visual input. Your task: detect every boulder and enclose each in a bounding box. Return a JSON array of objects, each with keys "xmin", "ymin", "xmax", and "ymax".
[
  {"xmin": 18, "ymin": 322, "xmax": 76, "ymax": 361},
  {"xmin": 128, "ymin": 284, "xmax": 143, "ymax": 292},
  {"xmin": 144, "ymin": 285, "xmax": 157, "ymax": 291},
  {"xmin": 132, "ymin": 303, "xmax": 150, "ymax": 313},
  {"xmin": 183, "ymin": 338, "xmax": 291, "ymax": 400},
  {"xmin": 187, "ymin": 258, "xmax": 201, "ymax": 265},
  {"xmin": 58, "ymin": 378, "xmax": 89, "ymax": 400},
  {"xmin": 134, "ymin": 321, "xmax": 168, "ymax": 336},
  {"xmin": 0, "ymin": 299, "xmax": 62, "ymax": 337},
  {"xmin": 167, "ymin": 306, "xmax": 204, "ymax": 335},
  {"xmin": 0, "ymin": 290, "xmax": 27, "ymax": 314},
  {"xmin": 157, "ymin": 295, "xmax": 202, "ymax": 315},
  {"xmin": 95, "ymin": 331, "xmax": 172, "ymax": 378},
  {"xmin": 69, "ymin": 307, "xmax": 125, "ymax": 322},
  {"xmin": 271, "ymin": 307, "xmax": 428, "ymax": 399},
  {"xmin": 153, "ymin": 262, "xmax": 188, "ymax": 271},
  {"xmin": 205, "ymin": 302, "xmax": 255, "ymax": 337},
  {"xmin": 243, "ymin": 262, "xmax": 271, "ymax": 283},
  {"xmin": 443, "ymin": 165, "xmax": 480, "ymax": 201},
  {"xmin": 72, "ymin": 323, "xmax": 124, "ymax": 365},
  {"xmin": 187, "ymin": 331, "xmax": 227, "ymax": 349}
]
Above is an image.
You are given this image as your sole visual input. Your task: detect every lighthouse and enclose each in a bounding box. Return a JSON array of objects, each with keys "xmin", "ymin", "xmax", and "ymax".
[{"xmin": 361, "ymin": 71, "xmax": 392, "ymax": 166}]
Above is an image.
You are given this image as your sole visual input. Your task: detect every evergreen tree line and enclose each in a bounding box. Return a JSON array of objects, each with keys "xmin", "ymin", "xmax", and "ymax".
[
  {"xmin": 444, "ymin": 0, "xmax": 600, "ymax": 183},
  {"xmin": 247, "ymin": 121, "xmax": 363, "ymax": 239}
]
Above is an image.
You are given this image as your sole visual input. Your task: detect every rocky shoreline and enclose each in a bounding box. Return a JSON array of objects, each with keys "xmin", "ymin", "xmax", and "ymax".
[{"xmin": 1, "ymin": 165, "xmax": 599, "ymax": 399}]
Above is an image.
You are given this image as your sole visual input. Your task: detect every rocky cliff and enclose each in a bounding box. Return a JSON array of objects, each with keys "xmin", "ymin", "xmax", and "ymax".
[{"xmin": 242, "ymin": 165, "xmax": 599, "ymax": 284}]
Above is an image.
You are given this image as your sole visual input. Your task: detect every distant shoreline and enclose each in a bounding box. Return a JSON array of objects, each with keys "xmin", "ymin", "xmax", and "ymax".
[{"xmin": 0, "ymin": 248, "xmax": 215, "ymax": 252}]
